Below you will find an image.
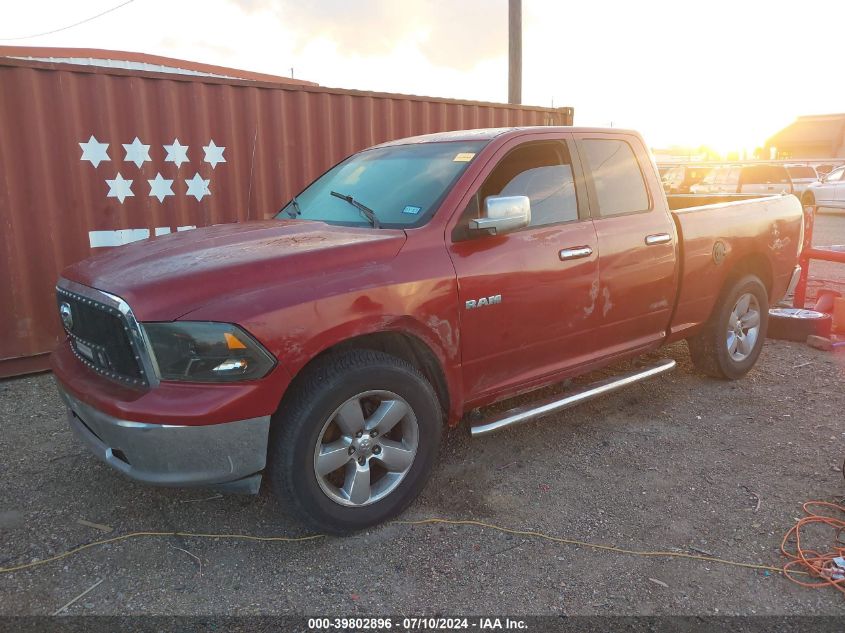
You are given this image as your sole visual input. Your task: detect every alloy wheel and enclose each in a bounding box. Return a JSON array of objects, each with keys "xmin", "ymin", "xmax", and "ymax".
[
  {"xmin": 313, "ymin": 390, "xmax": 419, "ymax": 507},
  {"xmin": 726, "ymin": 292, "xmax": 761, "ymax": 361}
]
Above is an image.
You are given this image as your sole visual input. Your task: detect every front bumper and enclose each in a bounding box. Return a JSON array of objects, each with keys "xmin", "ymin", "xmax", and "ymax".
[{"xmin": 58, "ymin": 385, "xmax": 270, "ymax": 492}]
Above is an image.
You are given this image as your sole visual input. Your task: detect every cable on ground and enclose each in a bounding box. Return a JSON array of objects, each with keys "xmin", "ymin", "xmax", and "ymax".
[
  {"xmin": 0, "ymin": 517, "xmax": 805, "ymax": 578},
  {"xmin": 780, "ymin": 501, "xmax": 845, "ymax": 595},
  {"xmin": 0, "ymin": 530, "xmax": 323, "ymax": 574}
]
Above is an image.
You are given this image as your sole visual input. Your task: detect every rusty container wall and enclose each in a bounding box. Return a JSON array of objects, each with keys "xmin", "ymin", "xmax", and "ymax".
[{"xmin": 0, "ymin": 57, "xmax": 572, "ymax": 377}]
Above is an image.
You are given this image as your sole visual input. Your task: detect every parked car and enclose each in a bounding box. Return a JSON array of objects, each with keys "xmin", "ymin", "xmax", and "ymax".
[
  {"xmin": 690, "ymin": 164, "xmax": 793, "ymax": 195},
  {"xmin": 738, "ymin": 164, "xmax": 794, "ymax": 195},
  {"xmin": 53, "ymin": 127, "xmax": 803, "ymax": 533},
  {"xmin": 784, "ymin": 164, "xmax": 819, "ymax": 197},
  {"xmin": 661, "ymin": 164, "xmax": 712, "ymax": 194},
  {"xmin": 803, "ymin": 164, "xmax": 845, "ymax": 208},
  {"xmin": 688, "ymin": 164, "xmax": 740, "ymax": 194}
]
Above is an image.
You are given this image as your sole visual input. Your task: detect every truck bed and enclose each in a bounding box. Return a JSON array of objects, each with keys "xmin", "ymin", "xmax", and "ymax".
[
  {"xmin": 666, "ymin": 193, "xmax": 803, "ymax": 341},
  {"xmin": 666, "ymin": 192, "xmax": 787, "ymax": 211}
]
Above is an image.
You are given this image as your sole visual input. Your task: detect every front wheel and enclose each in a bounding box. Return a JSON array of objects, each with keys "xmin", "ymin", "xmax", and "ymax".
[
  {"xmin": 267, "ymin": 349, "xmax": 442, "ymax": 534},
  {"xmin": 687, "ymin": 274, "xmax": 769, "ymax": 379}
]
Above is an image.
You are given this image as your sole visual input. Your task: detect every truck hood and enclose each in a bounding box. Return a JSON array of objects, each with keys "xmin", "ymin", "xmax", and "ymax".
[{"xmin": 62, "ymin": 220, "xmax": 407, "ymax": 321}]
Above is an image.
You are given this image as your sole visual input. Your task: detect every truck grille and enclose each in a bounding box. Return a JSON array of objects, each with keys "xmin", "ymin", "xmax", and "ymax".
[{"xmin": 56, "ymin": 286, "xmax": 148, "ymax": 387}]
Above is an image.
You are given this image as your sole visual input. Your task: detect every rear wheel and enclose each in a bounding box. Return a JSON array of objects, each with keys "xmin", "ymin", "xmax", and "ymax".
[
  {"xmin": 688, "ymin": 274, "xmax": 768, "ymax": 379},
  {"xmin": 267, "ymin": 349, "xmax": 442, "ymax": 534}
]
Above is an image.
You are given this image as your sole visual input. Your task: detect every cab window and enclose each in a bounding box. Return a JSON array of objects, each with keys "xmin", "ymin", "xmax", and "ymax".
[{"xmin": 581, "ymin": 139, "xmax": 650, "ymax": 216}]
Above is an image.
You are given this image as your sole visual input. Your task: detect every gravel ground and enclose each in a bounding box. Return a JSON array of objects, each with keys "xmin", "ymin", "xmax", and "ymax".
[
  {"xmin": 2, "ymin": 347, "xmax": 844, "ymax": 616},
  {"xmin": 2, "ymin": 213, "xmax": 844, "ymax": 617}
]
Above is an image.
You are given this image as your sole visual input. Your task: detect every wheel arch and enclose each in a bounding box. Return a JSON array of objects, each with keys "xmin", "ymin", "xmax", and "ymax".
[
  {"xmin": 725, "ymin": 252, "xmax": 774, "ymax": 301},
  {"xmin": 278, "ymin": 328, "xmax": 454, "ymax": 426}
]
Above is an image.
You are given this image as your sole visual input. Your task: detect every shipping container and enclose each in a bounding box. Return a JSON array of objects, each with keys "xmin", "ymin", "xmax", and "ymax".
[{"xmin": 0, "ymin": 48, "xmax": 573, "ymax": 378}]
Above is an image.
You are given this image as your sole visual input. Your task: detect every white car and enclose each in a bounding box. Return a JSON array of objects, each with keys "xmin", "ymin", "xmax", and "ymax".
[
  {"xmin": 690, "ymin": 164, "xmax": 793, "ymax": 196},
  {"xmin": 689, "ymin": 165, "xmax": 743, "ymax": 194},
  {"xmin": 803, "ymin": 165, "xmax": 845, "ymax": 209}
]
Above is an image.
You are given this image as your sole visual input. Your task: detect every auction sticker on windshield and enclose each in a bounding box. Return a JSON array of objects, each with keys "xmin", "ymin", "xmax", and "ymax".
[
  {"xmin": 452, "ymin": 152, "xmax": 476, "ymax": 162},
  {"xmin": 402, "ymin": 205, "xmax": 421, "ymax": 215}
]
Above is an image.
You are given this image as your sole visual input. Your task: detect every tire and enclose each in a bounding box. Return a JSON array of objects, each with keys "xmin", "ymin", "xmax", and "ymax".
[
  {"xmin": 767, "ymin": 307, "xmax": 832, "ymax": 342},
  {"xmin": 687, "ymin": 274, "xmax": 769, "ymax": 379},
  {"xmin": 267, "ymin": 349, "xmax": 442, "ymax": 534}
]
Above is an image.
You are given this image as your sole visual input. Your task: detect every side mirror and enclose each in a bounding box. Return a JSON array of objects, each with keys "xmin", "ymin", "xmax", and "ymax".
[{"xmin": 469, "ymin": 195, "xmax": 531, "ymax": 236}]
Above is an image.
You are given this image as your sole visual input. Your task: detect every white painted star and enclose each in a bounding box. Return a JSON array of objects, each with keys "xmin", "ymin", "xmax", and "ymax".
[
  {"xmin": 105, "ymin": 173, "xmax": 134, "ymax": 203},
  {"xmin": 185, "ymin": 172, "xmax": 210, "ymax": 201},
  {"xmin": 164, "ymin": 138, "xmax": 189, "ymax": 167},
  {"xmin": 202, "ymin": 140, "xmax": 226, "ymax": 169},
  {"xmin": 122, "ymin": 137, "xmax": 151, "ymax": 168},
  {"xmin": 148, "ymin": 173, "xmax": 174, "ymax": 203},
  {"xmin": 79, "ymin": 135, "xmax": 110, "ymax": 167}
]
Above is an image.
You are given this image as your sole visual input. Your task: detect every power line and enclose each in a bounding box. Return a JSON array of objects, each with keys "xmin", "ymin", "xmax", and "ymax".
[{"xmin": 0, "ymin": 0, "xmax": 134, "ymax": 42}]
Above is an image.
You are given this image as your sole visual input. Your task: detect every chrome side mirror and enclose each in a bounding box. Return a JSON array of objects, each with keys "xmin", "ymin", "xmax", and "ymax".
[{"xmin": 469, "ymin": 195, "xmax": 531, "ymax": 236}]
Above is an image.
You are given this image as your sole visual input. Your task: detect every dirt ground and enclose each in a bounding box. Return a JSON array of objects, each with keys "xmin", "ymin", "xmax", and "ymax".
[{"xmin": 1, "ymin": 214, "xmax": 844, "ymax": 617}]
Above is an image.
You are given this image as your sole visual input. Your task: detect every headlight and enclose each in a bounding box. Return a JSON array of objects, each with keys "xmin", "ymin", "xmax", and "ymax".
[{"xmin": 142, "ymin": 322, "xmax": 276, "ymax": 382}]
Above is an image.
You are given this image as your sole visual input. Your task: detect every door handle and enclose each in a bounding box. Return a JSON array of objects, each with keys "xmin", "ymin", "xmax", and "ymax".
[
  {"xmin": 559, "ymin": 246, "xmax": 593, "ymax": 261},
  {"xmin": 645, "ymin": 233, "xmax": 672, "ymax": 246}
]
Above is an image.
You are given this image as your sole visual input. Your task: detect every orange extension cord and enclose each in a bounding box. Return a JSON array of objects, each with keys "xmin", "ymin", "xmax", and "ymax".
[{"xmin": 781, "ymin": 501, "xmax": 845, "ymax": 595}]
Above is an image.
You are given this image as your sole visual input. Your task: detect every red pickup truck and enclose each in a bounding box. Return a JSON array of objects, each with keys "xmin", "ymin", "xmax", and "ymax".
[{"xmin": 53, "ymin": 127, "xmax": 803, "ymax": 533}]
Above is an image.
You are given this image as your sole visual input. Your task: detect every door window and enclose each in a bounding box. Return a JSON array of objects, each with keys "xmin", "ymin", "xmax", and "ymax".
[
  {"xmin": 581, "ymin": 139, "xmax": 650, "ymax": 216},
  {"xmin": 454, "ymin": 141, "xmax": 579, "ymax": 240}
]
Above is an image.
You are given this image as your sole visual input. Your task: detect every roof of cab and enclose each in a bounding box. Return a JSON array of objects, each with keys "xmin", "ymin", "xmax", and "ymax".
[{"xmin": 373, "ymin": 126, "xmax": 641, "ymax": 148}]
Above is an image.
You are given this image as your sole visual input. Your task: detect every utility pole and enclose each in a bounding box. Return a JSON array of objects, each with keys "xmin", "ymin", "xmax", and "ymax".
[{"xmin": 508, "ymin": 0, "xmax": 522, "ymax": 105}]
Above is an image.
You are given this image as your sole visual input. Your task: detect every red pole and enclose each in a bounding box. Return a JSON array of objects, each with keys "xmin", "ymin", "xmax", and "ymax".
[{"xmin": 793, "ymin": 205, "xmax": 815, "ymax": 308}]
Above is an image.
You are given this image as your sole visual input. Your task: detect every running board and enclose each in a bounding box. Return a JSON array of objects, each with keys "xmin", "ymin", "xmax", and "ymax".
[{"xmin": 470, "ymin": 359, "xmax": 677, "ymax": 437}]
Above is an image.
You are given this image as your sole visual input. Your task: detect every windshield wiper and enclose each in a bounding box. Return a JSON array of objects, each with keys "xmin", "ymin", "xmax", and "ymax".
[
  {"xmin": 330, "ymin": 191, "xmax": 381, "ymax": 228},
  {"xmin": 284, "ymin": 196, "xmax": 302, "ymax": 218}
]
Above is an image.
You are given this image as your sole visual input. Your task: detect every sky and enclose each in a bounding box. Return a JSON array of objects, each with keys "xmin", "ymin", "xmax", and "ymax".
[{"xmin": 2, "ymin": 0, "xmax": 843, "ymax": 154}]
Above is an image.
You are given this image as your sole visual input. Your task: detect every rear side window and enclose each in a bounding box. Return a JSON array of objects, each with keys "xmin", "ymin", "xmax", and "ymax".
[
  {"xmin": 662, "ymin": 166, "xmax": 682, "ymax": 184},
  {"xmin": 740, "ymin": 165, "xmax": 790, "ymax": 185},
  {"xmin": 686, "ymin": 167, "xmax": 709, "ymax": 182},
  {"xmin": 787, "ymin": 166, "xmax": 816, "ymax": 179},
  {"xmin": 581, "ymin": 139, "xmax": 650, "ymax": 216}
]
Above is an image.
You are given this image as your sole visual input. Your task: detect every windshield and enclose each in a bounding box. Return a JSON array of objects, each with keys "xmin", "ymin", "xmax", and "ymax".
[
  {"xmin": 276, "ymin": 141, "xmax": 487, "ymax": 228},
  {"xmin": 787, "ymin": 166, "xmax": 816, "ymax": 179}
]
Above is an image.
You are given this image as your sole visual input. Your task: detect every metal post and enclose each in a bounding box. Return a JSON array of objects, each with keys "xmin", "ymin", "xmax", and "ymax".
[
  {"xmin": 793, "ymin": 205, "xmax": 815, "ymax": 308},
  {"xmin": 508, "ymin": 0, "xmax": 522, "ymax": 105}
]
